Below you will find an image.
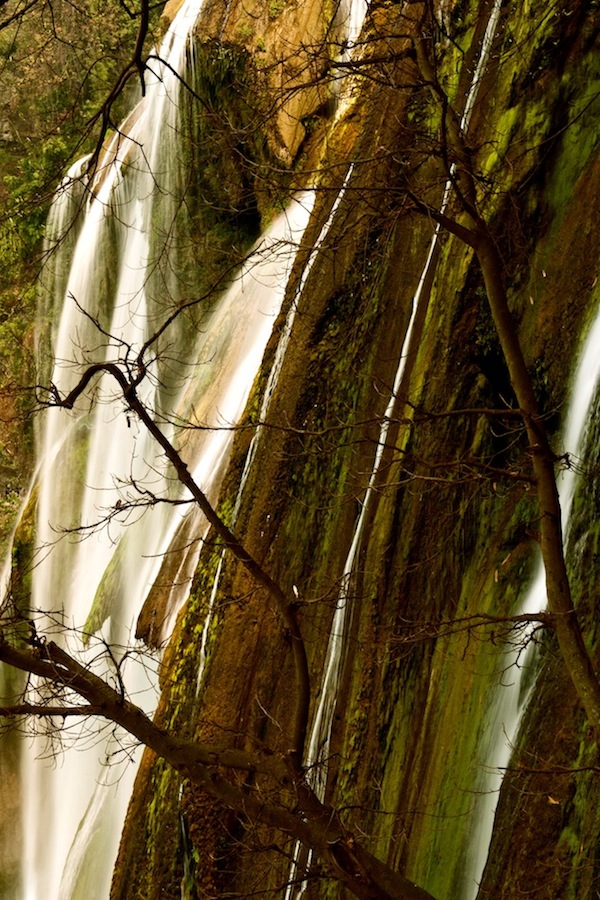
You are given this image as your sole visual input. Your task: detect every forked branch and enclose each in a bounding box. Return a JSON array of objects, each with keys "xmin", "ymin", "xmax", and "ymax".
[{"xmin": 39, "ymin": 360, "xmax": 311, "ymax": 771}]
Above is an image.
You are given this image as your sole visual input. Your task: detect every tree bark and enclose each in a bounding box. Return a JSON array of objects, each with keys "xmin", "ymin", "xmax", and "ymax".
[{"xmin": 473, "ymin": 227, "xmax": 600, "ymax": 733}]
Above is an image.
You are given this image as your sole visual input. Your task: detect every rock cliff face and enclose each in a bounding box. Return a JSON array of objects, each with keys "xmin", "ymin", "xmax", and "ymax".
[
  {"xmin": 2, "ymin": 0, "xmax": 600, "ymax": 898},
  {"xmin": 106, "ymin": 2, "xmax": 600, "ymax": 897}
]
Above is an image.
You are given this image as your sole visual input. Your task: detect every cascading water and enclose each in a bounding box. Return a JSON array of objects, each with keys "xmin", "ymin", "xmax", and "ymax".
[
  {"xmin": 464, "ymin": 307, "xmax": 600, "ymax": 897},
  {"xmin": 21, "ymin": 6, "xmax": 208, "ymax": 894},
  {"xmin": 25, "ymin": 190, "xmax": 312, "ymax": 900},
  {"xmin": 2, "ymin": 0, "xmax": 556, "ymax": 896},
  {"xmin": 9, "ymin": 2, "xmax": 312, "ymax": 897}
]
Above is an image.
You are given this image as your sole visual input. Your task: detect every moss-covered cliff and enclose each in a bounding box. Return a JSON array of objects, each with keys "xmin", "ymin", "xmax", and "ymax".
[
  {"xmin": 103, "ymin": 1, "xmax": 600, "ymax": 897},
  {"xmin": 3, "ymin": 0, "xmax": 600, "ymax": 897},
  {"xmin": 98, "ymin": 0, "xmax": 600, "ymax": 897}
]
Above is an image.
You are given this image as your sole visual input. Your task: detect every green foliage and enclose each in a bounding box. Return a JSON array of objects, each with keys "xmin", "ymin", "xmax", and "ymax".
[
  {"xmin": 268, "ymin": 0, "xmax": 286, "ymax": 20},
  {"xmin": 235, "ymin": 21, "xmax": 255, "ymax": 42},
  {"xmin": 4, "ymin": 134, "xmax": 72, "ymax": 259},
  {"xmin": 0, "ymin": 0, "xmax": 159, "ymax": 259}
]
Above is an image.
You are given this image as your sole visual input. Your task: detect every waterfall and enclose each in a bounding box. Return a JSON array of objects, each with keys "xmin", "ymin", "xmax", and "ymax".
[
  {"xmin": 8, "ymin": 1, "xmax": 312, "ymax": 897},
  {"xmin": 465, "ymin": 307, "xmax": 600, "ymax": 897},
  {"xmin": 21, "ymin": 5, "xmax": 207, "ymax": 895},
  {"xmin": 23, "ymin": 190, "xmax": 312, "ymax": 900}
]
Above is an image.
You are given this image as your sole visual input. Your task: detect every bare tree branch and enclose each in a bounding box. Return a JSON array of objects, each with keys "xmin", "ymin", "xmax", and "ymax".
[{"xmin": 39, "ymin": 359, "xmax": 312, "ymax": 772}]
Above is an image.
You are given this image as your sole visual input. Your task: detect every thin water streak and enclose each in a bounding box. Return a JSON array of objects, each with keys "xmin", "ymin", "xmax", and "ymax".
[{"xmin": 466, "ymin": 306, "xmax": 600, "ymax": 897}]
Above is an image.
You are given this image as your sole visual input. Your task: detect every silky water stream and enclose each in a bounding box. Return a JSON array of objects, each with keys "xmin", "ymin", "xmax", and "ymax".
[
  {"xmin": 6, "ymin": 2, "xmax": 312, "ymax": 896},
  {"xmin": 464, "ymin": 307, "xmax": 600, "ymax": 897}
]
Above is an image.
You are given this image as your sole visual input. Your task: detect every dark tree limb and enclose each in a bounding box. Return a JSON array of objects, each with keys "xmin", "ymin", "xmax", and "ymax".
[
  {"xmin": 410, "ymin": 1, "xmax": 600, "ymax": 736},
  {"xmin": 40, "ymin": 360, "xmax": 312, "ymax": 773},
  {"xmin": 0, "ymin": 634, "xmax": 434, "ymax": 900}
]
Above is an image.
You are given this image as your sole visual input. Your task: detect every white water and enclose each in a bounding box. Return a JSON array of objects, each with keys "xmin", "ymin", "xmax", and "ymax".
[
  {"xmin": 21, "ymin": 4, "xmax": 207, "ymax": 897},
  {"xmin": 465, "ymin": 307, "xmax": 600, "ymax": 897},
  {"xmin": 12, "ymin": 2, "xmax": 313, "ymax": 897}
]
